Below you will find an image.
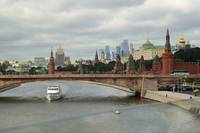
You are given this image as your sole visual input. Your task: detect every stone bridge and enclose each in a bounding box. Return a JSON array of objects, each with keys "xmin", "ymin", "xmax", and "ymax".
[{"xmin": 0, "ymin": 74, "xmax": 199, "ymax": 96}]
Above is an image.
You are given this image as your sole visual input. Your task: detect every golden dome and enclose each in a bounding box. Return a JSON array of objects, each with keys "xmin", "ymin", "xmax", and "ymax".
[{"xmin": 179, "ymin": 37, "xmax": 186, "ymax": 44}]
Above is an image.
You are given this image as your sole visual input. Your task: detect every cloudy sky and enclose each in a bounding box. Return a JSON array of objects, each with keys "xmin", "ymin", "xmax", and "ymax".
[{"xmin": 0, "ymin": 0, "xmax": 200, "ymax": 61}]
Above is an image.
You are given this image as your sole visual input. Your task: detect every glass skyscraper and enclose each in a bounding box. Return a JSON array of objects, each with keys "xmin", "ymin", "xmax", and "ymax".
[
  {"xmin": 120, "ymin": 40, "xmax": 129, "ymax": 57},
  {"xmin": 116, "ymin": 46, "xmax": 121, "ymax": 56},
  {"xmin": 105, "ymin": 45, "xmax": 111, "ymax": 59}
]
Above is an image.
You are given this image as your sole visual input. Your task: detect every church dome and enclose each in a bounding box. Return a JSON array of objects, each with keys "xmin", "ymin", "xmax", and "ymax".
[
  {"xmin": 142, "ymin": 39, "xmax": 155, "ymax": 50},
  {"xmin": 179, "ymin": 37, "xmax": 186, "ymax": 45}
]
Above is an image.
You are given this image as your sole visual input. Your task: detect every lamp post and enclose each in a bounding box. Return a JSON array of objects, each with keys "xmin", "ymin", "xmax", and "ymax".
[{"xmin": 180, "ymin": 77, "xmax": 183, "ymax": 93}]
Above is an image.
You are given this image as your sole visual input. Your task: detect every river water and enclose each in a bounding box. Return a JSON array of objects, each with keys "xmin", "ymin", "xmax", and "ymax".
[{"xmin": 0, "ymin": 80, "xmax": 199, "ymax": 133}]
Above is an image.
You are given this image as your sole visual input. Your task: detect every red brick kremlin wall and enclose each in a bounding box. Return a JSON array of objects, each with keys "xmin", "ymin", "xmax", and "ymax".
[
  {"xmin": 174, "ymin": 62, "xmax": 200, "ymax": 74},
  {"xmin": 151, "ymin": 58, "xmax": 200, "ymax": 74},
  {"xmin": 152, "ymin": 61, "xmax": 200, "ymax": 74}
]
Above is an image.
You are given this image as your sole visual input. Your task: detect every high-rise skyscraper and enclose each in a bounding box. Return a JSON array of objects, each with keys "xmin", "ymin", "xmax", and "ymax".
[
  {"xmin": 129, "ymin": 43, "xmax": 134, "ymax": 54},
  {"xmin": 116, "ymin": 46, "xmax": 121, "ymax": 56},
  {"xmin": 120, "ymin": 40, "xmax": 129, "ymax": 57},
  {"xmin": 105, "ymin": 45, "xmax": 111, "ymax": 59},
  {"xmin": 55, "ymin": 46, "xmax": 65, "ymax": 66}
]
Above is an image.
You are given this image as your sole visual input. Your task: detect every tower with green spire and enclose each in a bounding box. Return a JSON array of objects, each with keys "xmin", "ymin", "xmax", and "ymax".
[
  {"xmin": 165, "ymin": 29, "xmax": 171, "ymax": 52},
  {"xmin": 112, "ymin": 54, "xmax": 123, "ymax": 73},
  {"xmin": 162, "ymin": 29, "xmax": 174, "ymax": 75},
  {"xmin": 48, "ymin": 49, "xmax": 55, "ymax": 74},
  {"xmin": 94, "ymin": 50, "xmax": 99, "ymax": 64},
  {"xmin": 126, "ymin": 54, "xmax": 136, "ymax": 74},
  {"xmin": 51, "ymin": 49, "xmax": 54, "ymax": 59}
]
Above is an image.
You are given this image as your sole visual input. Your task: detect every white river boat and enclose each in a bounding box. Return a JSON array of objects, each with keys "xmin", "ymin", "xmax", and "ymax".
[{"xmin": 46, "ymin": 86, "xmax": 62, "ymax": 101}]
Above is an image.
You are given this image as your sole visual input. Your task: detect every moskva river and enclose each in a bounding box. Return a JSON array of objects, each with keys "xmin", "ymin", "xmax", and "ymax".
[{"xmin": 0, "ymin": 80, "xmax": 199, "ymax": 133}]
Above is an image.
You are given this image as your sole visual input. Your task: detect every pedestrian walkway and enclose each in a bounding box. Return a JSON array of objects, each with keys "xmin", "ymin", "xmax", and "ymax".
[{"xmin": 144, "ymin": 90, "xmax": 200, "ymax": 116}]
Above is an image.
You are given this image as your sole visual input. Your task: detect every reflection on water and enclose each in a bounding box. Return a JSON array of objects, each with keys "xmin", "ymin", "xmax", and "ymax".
[
  {"xmin": 0, "ymin": 96, "xmax": 146, "ymax": 104},
  {"xmin": 0, "ymin": 80, "xmax": 199, "ymax": 133}
]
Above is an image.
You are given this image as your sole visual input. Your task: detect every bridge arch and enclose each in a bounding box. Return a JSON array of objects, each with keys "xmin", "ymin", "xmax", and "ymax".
[{"xmin": 0, "ymin": 74, "xmax": 162, "ymax": 96}]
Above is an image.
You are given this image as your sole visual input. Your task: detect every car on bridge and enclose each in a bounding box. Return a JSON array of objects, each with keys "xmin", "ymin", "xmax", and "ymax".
[
  {"xmin": 158, "ymin": 82, "xmax": 192, "ymax": 92},
  {"xmin": 192, "ymin": 80, "xmax": 200, "ymax": 96},
  {"xmin": 182, "ymin": 82, "xmax": 192, "ymax": 91},
  {"xmin": 170, "ymin": 82, "xmax": 192, "ymax": 92}
]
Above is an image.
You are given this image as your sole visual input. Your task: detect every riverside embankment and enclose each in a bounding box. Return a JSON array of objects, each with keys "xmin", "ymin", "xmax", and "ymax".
[
  {"xmin": 73, "ymin": 81, "xmax": 200, "ymax": 116},
  {"xmin": 0, "ymin": 80, "xmax": 23, "ymax": 92},
  {"xmin": 144, "ymin": 90, "xmax": 200, "ymax": 116}
]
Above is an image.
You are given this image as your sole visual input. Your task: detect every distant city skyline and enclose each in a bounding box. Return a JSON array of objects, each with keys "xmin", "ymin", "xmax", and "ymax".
[
  {"xmin": 0, "ymin": 36, "xmax": 198, "ymax": 62},
  {"xmin": 0, "ymin": 0, "xmax": 200, "ymax": 61}
]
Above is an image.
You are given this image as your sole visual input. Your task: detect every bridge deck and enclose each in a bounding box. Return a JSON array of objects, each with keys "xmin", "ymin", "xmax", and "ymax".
[{"xmin": 0, "ymin": 74, "xmax": 199, "ymax": 80}]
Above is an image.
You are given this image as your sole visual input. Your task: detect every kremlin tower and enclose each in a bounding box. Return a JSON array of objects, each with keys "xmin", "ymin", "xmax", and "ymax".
[
  {"xmin": 48, "ymin": 49, "xmax": 55, "ymax": 74},
  {"xmin": 162, "ymin": 29, "xmax": 174, "ymax": 75},
  {"xmin": 94, "ymin": 50, "xmax": 99, "ymax": 65}
]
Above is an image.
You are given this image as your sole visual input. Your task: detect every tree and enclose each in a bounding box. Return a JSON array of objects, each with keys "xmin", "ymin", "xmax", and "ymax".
[
  {"xmin": 0, "ymin": 61, "xmax": 10, "ymax": 74},
  {"xmin": 56, "ymin": 65, "xmax": 77, "ymax": 71},
  {"xmin": 66, "ymin": 64, "xmax": 77, "ymax": 71},
  {"xmin": 174, "ymin": 48, "xmax": 200, "ymax": 62},
  {"xmin": 57, "ymin": 66, "xmax": 62, "ymax": 71},
  {"xmin": 29, "ymin": 67, "xmax": 37, "ymax": 74},
  {"xmin": 144, "ymin": 60, "xmax": 153, "ymax": 71},
  {"xmin": 107, "ymin": 61, "xmax": 116, "ymax": 71}
]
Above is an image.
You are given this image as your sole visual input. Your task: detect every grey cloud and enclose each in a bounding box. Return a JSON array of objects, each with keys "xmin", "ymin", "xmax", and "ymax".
[
  {"xmin": 59, "ymin": 0, "xmax": 145, "ymax": 10},
  {"xmin": 0, "ymin": 0, "xmax": 199, "ymax": 61}
]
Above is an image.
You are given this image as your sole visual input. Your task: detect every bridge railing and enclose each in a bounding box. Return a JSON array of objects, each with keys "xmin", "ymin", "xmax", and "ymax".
[{"xmin": 0, "ymin": 74, "xmax": 199, "ymax": 79}]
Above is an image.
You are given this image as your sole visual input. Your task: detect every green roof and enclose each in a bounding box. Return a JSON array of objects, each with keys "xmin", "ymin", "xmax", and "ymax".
[
  {"xmin": 154, "ymin": 45, "xmax": 164, "ymax": 49},
  {"xmin": 142, "ymin": 40, "xmax": 155, "ymax": 50}
]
